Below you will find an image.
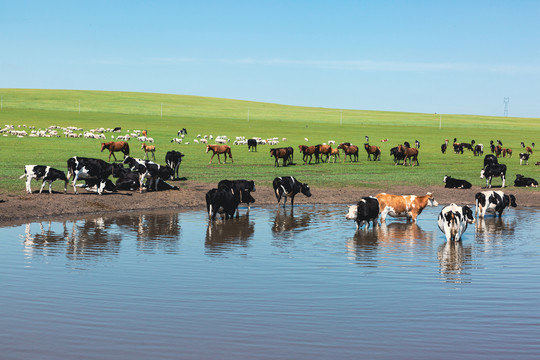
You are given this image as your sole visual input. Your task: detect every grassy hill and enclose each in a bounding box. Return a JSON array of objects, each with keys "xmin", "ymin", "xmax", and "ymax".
[{"xmin": 1, "ymin": 88, "xmax": 538, "ymax": 194}]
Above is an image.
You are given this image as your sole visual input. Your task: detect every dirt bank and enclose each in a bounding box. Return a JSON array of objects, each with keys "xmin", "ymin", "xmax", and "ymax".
[{"xmin": 1, "ymin": 181, "xmax": 538, "ymax": 225}]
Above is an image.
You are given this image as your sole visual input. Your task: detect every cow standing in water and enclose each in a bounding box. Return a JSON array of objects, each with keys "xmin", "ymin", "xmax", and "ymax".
[{"xmin": 376, "ymin": 192, "xmax": 438, "ymax": 223}]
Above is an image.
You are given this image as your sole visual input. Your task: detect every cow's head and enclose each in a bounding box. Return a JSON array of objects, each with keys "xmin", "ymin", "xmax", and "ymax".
[
  {"xmin": 426, "ymin": 192, "xmax": 438, "ymax": 207},
  {"xmin": 301, "ymin": 183, "xmax": 312, "ymax": 197},
  {"xmin": 443, "ymin": 175, "xmax": 448, "ymax": 183},
  {"xmin": 462, "ymin": 205, "xmax": 475, "ymax": 224},
  {"xmin": 345, "ymin": 205, "xmax": 358, "ymax": 220}
]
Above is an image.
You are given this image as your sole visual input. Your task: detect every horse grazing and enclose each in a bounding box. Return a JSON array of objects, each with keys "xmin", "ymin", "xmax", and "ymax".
[
  {"xmin": 298, "ymin": 145, "xmax": 319, "ymax": 165},
  {"xmin": 141, "ymin": 143, "xmax": 156, "ymax": 160},
  {"xmin": 364, "ymin": 143, "xmax": 381, "ymax": 161},
  {"xmin": 398, "ymin": 144, "xmax": 419, "ymax": 166},
  {"xmin": 101, "ymin": 141, "xmax": 130, "ymax": 161},
  {"xmin": 206, "ymin": 144, "xmax": 233, "ymax": 164},
  {"xmin": 337, "ymin": 143, "xmax": 359, "ymax": 162},
  {"xmin": 270, "ymin": 147, "xmax": 292, "ymax": 167}
]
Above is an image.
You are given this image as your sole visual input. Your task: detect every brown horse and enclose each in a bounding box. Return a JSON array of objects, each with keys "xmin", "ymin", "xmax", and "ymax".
[
  {"xmin": 526, "ymin": 146, "xmax": 533, "ymax": 154},
  {"xmin": 270, "ymin": 147, "xmax": 291, "ymax": 167},
  {"xmin": 364, "ymin": 143, "xmax": 381, "ymax": 161},
  {"xmin": 502, "ymin": 148, "xmax": 512, "ymax": 158},
  {"xmin": 316, "ymin": 144, "xmax": 332, "ymax": 163},
  {"xmin": 329, "ymin": 148, "xmax": 340, "ymax": 163},
  {"xmin": 298, "ymin": 145, "xmax": 319, "ymax": 165},
  {"xmin": 337, "ymin": 143, "xmax": 359, "ymax": 162},
  {"xmin": 206, "ymin": 144, "xmax": 233, "ymax": 164},
  {"xmin": 101, "ymin": 141, "xmax": 130, "ymax": 161},
  {"xmin": 398, "ymin": 144, "xmax": 419, "ymax": 166},
  {"xmin": 141, "ymin": 143, "xmax": 156, "ymax": 160}
]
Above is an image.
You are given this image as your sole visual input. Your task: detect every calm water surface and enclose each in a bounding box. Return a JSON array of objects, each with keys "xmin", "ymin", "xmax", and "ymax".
[{"xmin": 1, "ymin": 205, "xmax": 539, "ymax": 360}]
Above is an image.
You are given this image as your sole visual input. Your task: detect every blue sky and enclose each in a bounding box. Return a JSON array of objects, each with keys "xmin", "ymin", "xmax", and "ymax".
[{"xmin": 2, "ymin": 1, "xmax": 539, "ymax": 117}]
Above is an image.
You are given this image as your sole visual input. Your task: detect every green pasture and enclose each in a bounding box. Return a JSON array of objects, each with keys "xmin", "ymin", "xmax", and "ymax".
[{"xmin": 1, "ymin": 88, "xmax": 538, "ymax": 195}]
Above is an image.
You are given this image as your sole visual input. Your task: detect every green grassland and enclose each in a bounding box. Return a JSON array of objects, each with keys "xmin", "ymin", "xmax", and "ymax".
[{"xmin": 1, "ymin": 88, "xmax": 538, "ymax": 194}]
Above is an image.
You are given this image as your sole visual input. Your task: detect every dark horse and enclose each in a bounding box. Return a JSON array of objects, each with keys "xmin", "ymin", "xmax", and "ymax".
[
  {"xmin": 101, "ymin": 141, "xmax": 130, "ymax": 161},
  {"xmin": 206, "ymin": 144, "xmax": 233, "ymax": 164},
  {"xmin": 364, "ymin": 143, "xmax": 381, "ymax": 161}
]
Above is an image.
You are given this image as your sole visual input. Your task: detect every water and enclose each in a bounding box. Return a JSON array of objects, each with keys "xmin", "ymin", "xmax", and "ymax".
[{"xmin": 1, "ymin": 205, "xmax": 539, "ymax": 360}]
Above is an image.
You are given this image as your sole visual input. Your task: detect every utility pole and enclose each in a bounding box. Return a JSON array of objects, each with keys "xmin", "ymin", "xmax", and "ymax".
[{"xmin": 504, "ymin": 97, "xmax": 509, "ymax": 117}]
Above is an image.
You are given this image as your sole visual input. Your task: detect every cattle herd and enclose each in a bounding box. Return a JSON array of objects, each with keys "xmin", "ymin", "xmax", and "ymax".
[{"xmin": 16, "ymin": 128, "xmax": 537, "ymax": 243}]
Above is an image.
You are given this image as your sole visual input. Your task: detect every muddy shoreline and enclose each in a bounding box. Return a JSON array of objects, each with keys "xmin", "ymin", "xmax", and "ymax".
[{"xmin": 1, "ymin": 181, "xmax": 538, "ymax": 225}]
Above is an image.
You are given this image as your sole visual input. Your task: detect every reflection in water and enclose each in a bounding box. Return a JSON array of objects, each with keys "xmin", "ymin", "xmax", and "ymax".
[
  {"xmin": 205, "ymin": 216, "xmax": 255, "ymax": 256},
  {"xmin": 437, "ymin": 241, "xmax": 473, "ymax": 284},
  {"xmin": 20, "ymin": 213, "xmax": 181, "ymax": 265},
  {"xmin": 346, "ymin": 223, "xmax": 437, "ymax": 266},
  {"xmin": 271, "ymin": 208, "xmax": 312, "ymax": 241},
  {"xmin": 475, "ymin": 217, "xmax": 517, "ymax": 256}
]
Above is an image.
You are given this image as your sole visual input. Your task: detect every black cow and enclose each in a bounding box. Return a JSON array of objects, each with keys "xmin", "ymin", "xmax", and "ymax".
[
  {"xmin": 177, "ymin": 128, "xmax": 187, "ymax": 136},
  {"xmin": 67, "ymin": 156, "xmax": 121, "ymax": 195},
  {"xmin": 480, "ymin": 163, "xmax": 507, "ymax": 188},
  {"xmin": 217, "ymin": 179, "xmax": 256, "ymax": 215},
  {"xmin": 415, "ymin": 140, "xmax": 420, "ymax": 148},
  {"xmin": 483, "ymin": 154, "xmax": 498, "ymax": 168},
  {"xmin": 453, "ymin": 143, "xmax": 464, "ymax": 154},
  {"xmin": 165, "ymin": 150, "xmax": 184, "ymax": 179},
  {"xmin": 20, "ymin": 165, "xmax": 68, "ymax": 194},
  {"xmin": 272, "ymin": 176, "xmax": 312, "ymax": 207},
  {"xmin": 519, "ymin": 153, "xmax": 530, "ymax": 165},
  {"xmin": 206, "ymin": 187, "xmax": 241, "ymax": 220},
  {"xmin": 443, "ymin": 175, "xmax": 472, "ymax": 189},
  {"xmin": 514, "ymin": 174, "xmax": 538, "ymax": 187},
  {"xmin": 123, "ymin": 156, "xmax": 174, "ymax": 193},
  {"xmin": 345, "ymin": 196, "xmax": 380, "ymax": 230},
  {"xmin": 113, "ymin": 167, "xmax": 140, "ymax": 191},
  {"xmin": 248, "ymin": 139, "xmax": 258, "ymax": 152},
  {"xmin": 475, "ymin": 191, "xmax": 517, "ymax": 218}
]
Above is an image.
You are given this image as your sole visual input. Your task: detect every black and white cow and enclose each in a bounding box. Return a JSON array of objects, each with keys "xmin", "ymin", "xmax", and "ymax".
[
  {"xmin": 205, "ymin": 187, "xmax": 241, "ymax": 220},
  {"xmin": 247, "ymin": 139, "xmax": 258, "ymax": 152},
  {"xmin": 437, "ymin": 203, "xmax": 475, "ymax": 241},
  {"xmin": 475, "ymin": 191, "xmax": 517, "ymax": 218},
  {"xmin": 473, "ymin": 144, "xmax": 484, "ymax": 156},
  {"xmin": 165, "ymin": 150, "xmax": 184, "ymax": 179},
  {"xmin": 272, "ymin": 176, "xmax": 312, "ymax": 207},
  {"xmin": 480, "ymin": 163, "xmax": 507, "ymax": 188},
  {"xmin": 519, "ymin": 153, "xmax": 530, "ymax": 165},
  {"xmin": 123, "ymin": 156, "xmax": 174, "ymax": 193},
  {"xmin": 67, "ymin": 156, "xmax": 121, "ymax": 195},
  {"xmin": 514, "ymin": 174, "xmax": 538, "ymax": 187},
  {"xmin": 483, "ymin": 154, "xmax": 498, "ymax": 168},
  {"xmin": 177, "ymin": 128, "xmax": 187, "ymax": 136},
  {"xmin": 345, "ymin": 196, "xmax": 380, "ymax": 230},
  {"xmin": 443, "ymin": 175, "xmax": 472, "ymax": 189},
  {"xmin": 20, "ymin": 165, "xmax": 68, "ymax": 194},
  {"xmin": 217, "ymin": 179, "xmax": 256, "ymax": 215}
]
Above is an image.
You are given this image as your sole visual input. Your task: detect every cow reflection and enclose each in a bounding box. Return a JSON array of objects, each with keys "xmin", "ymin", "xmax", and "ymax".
[
  {"xmin": 131, "ymin": 214, "xmax": 180, "ymax": 252},
  {"xmin": 347, "ymin": 223, "xmax": 436, "ymax": 265},
  {"xmin": 205, "ymin": 217, "xmax": 255, "ymax": 256},
  {"xmin": 438, "ymin": 241, "xmax": 473, "ymax": 284},
  {"xmin": 272, "ymin": 208, "xmax": 312, "ymax": 234},
  {"xmin": 21, "ymin": 221, "xmax": 70, "ymax": 257},
  {"xmin": 66, "ymin": 217, "xmax": 122, "ymax": 261},
  {"xmin": 475, "ymin": 217, "xmax": 516, "ymax": 236}
]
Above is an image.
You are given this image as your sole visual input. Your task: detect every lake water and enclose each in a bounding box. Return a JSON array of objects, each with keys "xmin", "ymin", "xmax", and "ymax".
[{"xmin": 1, "ymin": 205, "xmax": 539, "ymax": 360}]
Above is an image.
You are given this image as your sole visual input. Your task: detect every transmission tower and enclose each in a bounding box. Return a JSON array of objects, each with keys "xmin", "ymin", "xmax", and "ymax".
[{"xmin": 504, "ymin": 97, "xmax": 509, "ymax": 117}]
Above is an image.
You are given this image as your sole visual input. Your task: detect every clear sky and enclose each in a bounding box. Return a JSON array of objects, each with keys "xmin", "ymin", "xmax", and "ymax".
[{"xmin": 2, "ymin": 1, "xmax": 539, "ymax": 117}]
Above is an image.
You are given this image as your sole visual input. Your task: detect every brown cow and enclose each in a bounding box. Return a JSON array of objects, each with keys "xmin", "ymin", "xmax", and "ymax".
[{"xmin": 376, "ymin": 192, "xmax": 438, "ymax": 223}]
